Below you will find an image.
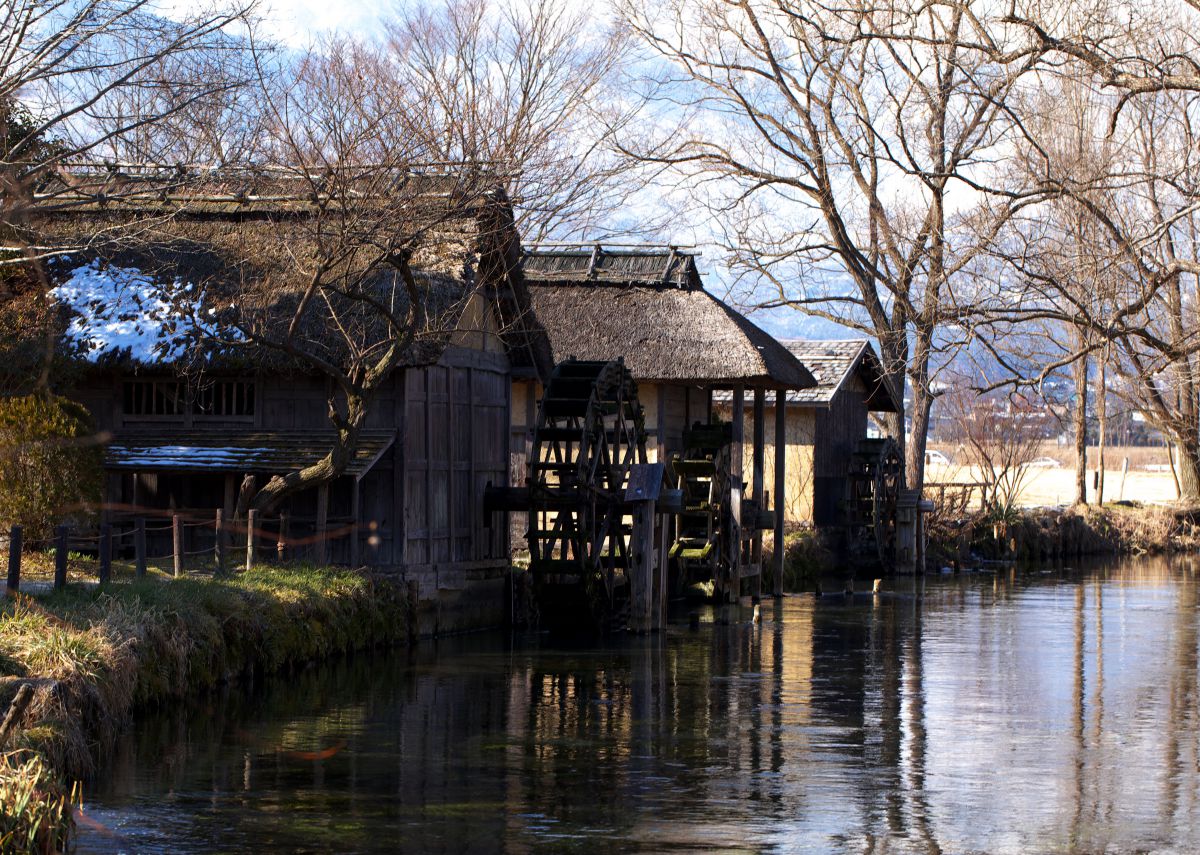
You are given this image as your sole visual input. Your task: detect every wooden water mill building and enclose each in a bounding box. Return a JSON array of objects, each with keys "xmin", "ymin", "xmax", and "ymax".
[
  {"xmin": 505, "ymin": 245, "xmax": 816, "ymax": 604},
  {"xmin": 32, "ymin": 165, "xmax": 546, "ymax": 629},
  {"xmin": 717, "ymin": 339, "xmax": 900, "ymax": 526}
]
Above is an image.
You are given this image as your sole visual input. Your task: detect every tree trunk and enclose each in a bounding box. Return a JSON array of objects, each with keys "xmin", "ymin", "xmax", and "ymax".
[
  {"xmin": 1177, "ymin": 441, "xmax": 1200, "ymax": 505},
  {"xmin": 907, "ymin": 385, "xmax": 934, "ymax": 493},
  {"xmin": 251, "ymin": 392, "xmax": 368, "ymax": 513},
  {"xmin": 1072, "ymin": 350, "xmax": 1088, "ymax": 505},
  {"xmin": 1096, "ymin": 355, "xmax": 1107, "ymax": 505}
]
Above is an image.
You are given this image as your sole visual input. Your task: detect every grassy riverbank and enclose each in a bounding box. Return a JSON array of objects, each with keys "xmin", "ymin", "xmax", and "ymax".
[
  {"xmin": 929, "ymin": 503, "xmax": 1197, "ymax": 568},
  {"xmin": 0, "ymin": 566, "xmax": 411, "ymax": 852}
]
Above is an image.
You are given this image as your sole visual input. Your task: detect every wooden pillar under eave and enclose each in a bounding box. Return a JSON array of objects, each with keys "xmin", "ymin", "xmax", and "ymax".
[
  {"xmin": 729, "ymin": 385, "xmax": 744, "ymax": 603},
  {"xmin": 774, "ymin": 389, "xmax": 786, "ymax": 597},
  {"xmin": 350, "ymin": 477, "xmax": 361, "ymax": 567},
  {"xmin": 315, "ymin": 482, "xmax": 329, "ymax": 565},
  {"xmin": 752, "ymin": 388, "xmax": 765, "ymax": 602}
]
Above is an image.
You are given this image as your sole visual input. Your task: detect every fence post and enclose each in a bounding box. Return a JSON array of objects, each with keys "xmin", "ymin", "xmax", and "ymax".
[
  {"xmin": 246, "ymin": 509, "xmax": 257, "ymax": 572},
  {"xmin": 54, "ymin": 525, "xmax": 67, "ymax": 590},
  {"xmin": 99, "ymin": 523, "xmax": 112, "ymax": 585},
  {"xmin": 135, "ymin": 518, "xmax": 147, "ymax": 579},
  {"xmin": 172, "ymin": 514, "xmax": 182, "ymax": 578},
  {"xmin": 215, "ymin": 509, "xmax": 226, "ymax": 575},
  {"xmin": 276, "ymin": 513, "xmax": 288, "ymax": 562},
  {"xmin": 6, "ymin": 525, "xmax": 21, "ymax": 596}
]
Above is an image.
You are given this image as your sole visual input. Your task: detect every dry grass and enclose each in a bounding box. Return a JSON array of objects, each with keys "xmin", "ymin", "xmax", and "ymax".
[
  {"xmin": 0, "ymin": 565, "xmax": 411, "ymax": 788},
  {"xmin": 0, "ymin": 752, "xmax": 77, "ymax": 854}
]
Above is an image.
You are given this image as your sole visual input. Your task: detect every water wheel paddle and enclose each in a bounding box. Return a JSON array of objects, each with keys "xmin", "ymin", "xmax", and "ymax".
[
  {"xmin": 526, "ymin": 358, "xmax": 647, "ymax": 629},
  {"xmin": 846, "ymin": 437, "xmax": 904, "ymax": 569}
]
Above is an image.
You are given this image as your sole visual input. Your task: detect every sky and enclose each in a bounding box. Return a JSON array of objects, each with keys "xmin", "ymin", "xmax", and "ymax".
[
  {"xmin": 258, "ymin": 0, "xmax": 385, "ymax": 46},
  {"xmin": 251, "ymin": 0, "xmax": 847, "ymax": 343}
]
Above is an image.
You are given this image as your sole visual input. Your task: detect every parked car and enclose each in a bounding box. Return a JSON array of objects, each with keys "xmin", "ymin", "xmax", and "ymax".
[
  {"xmin": 925, "ymin": 450, "xmax": 953, "ymax": 467},
  {"xmin": 1027, "ymin": 456, "xmax": 1062, "ymax": 468}
]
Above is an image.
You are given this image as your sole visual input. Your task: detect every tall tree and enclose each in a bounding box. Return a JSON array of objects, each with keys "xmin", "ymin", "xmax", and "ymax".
[{"xmin": 618, "ymin": 0, "xmax": 1050, "ymax": 490}]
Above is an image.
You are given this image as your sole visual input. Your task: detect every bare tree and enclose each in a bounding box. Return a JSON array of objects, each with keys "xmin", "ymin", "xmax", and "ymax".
[
  {"xmin": 375, "ymin": 0, "xmax": 650, "ymax": 241},
  {"xmin": 617, "ymin": 0, "xmax": 1053, "ymax": 492},
  {"xmin": 985, "ymin": 58, "xmax": 1200, "ymax": 502},
  {"xmin": 943, "ymin": 386, "xmax": 1048, "ymax": 517},
  {"xmin": 0, "ymin": 0, "xmax": 259, "ymax": 237}
]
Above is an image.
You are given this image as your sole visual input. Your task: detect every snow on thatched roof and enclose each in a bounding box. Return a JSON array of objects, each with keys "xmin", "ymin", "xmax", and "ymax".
[
  {"xmin": 518, "ymin": 247, "xmax": 815, "ymax": 389},
  {"xmin": 29, "ymin": 167, "xmax": 520, "ymax": 370}
]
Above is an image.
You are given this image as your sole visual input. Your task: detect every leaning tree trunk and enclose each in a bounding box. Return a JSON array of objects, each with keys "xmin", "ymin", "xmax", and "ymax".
[
  {"xmin": 1096, "ymin": 353, "xmax": 1107, "ymax": 505},
  {"xmin": 251, "ymin": 393, "xmax": 368, "ymax": 513}
]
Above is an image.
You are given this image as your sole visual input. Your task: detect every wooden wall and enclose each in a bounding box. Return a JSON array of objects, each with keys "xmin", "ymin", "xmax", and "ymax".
[
  {"xmin": 812, "ymin": 373, "xmax": 869, "ymax": 526},
  {"xmin": 403, "ymin": 347, "xmax": 509, "ymax": 572}
]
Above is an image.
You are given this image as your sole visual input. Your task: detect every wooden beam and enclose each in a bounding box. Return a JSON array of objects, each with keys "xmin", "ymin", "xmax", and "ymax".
[
  {"xmin": 752, "ymin": 388, "xmax": 765, "ymax": 602},
  {"xmin": 316, "ymin": 482, "xmax": 329, "ymax": 565},
  {"xmin": 729, "ymin": 385, "xmax": 744, "ymax": 602},
  {"xmin": 349, "ymin": 480, "xmax": 360, "ymax": 567},
  {"xmin": 774, "ymin": 390, "xmax": 786, "ymax": 597}
]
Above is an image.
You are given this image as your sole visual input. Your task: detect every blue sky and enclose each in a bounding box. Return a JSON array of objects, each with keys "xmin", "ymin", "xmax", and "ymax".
[{"xmin": 254, "ymin": 0, "xmax": 854, "ymax": 343}]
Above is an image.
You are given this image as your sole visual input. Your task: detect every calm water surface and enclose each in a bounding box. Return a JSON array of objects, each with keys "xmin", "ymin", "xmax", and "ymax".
[{"xmin": 78, "ymin": 558, "xmax": 1200, "ymax": 853}]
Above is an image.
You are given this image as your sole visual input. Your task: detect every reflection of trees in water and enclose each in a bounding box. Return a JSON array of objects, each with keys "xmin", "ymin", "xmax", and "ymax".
[{"xmin": 89, "ymin": 561, "xmax": 1200, "ymax": 853}]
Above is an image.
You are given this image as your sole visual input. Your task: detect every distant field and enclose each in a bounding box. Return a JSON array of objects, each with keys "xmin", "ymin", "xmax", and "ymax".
[{"xmin": 924, "ymin": 443, "xmax": 1178, "ymax": 508}]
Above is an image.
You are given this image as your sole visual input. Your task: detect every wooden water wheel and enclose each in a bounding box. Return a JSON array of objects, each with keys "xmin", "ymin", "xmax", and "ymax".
[
  {"xmin": 846, "ymin": 437, "xmax": 904, "ymax": 568},
  {"xmin": 526, "ymin": 358, "xmax": 647, "ymax": 627},
  {"xmin": 668, "ymin": 421, "xmax": 736, "ymax": 596}
]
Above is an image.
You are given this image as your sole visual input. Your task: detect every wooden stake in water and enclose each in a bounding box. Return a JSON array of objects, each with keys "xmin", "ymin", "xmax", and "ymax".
[{"xmin": 6, "ymin": 525, "xmax": 21, "ymax": 596}]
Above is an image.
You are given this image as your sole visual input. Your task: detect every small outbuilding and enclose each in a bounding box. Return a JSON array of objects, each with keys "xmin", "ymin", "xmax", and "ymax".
[{"xmin": 717, "ymin": 339, "xmax": 899, "ymax": 527}]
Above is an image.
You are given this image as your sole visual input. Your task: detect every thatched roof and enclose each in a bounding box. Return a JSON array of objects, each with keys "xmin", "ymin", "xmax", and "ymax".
[
  {"xmin": 783, "ymin": 340, "xmax": 897, "ymax": 411},
  {"xmin": 25, "ymin": 167, "xmax": 525, "ymax": 372},
  {"xmin": 518, "ymin": 247, "xmax": 815, "ymax": 389}
]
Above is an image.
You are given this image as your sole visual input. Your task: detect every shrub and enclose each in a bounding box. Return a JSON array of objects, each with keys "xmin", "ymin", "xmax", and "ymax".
[{"xmin": 0, "ymin": 394, "xmax": 102, "ymax": 540}]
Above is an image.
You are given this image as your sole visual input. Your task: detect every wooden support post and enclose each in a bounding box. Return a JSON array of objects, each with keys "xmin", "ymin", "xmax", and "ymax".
[
  {"xmin": 6, "ymin": 525, "xmax": 21, "ymax": 595},
  {"xmin": 729, "ymin": 385, "xmax": 744, "ymax": 602},
  {"xmin": 277, "ymin": 512, "xmax": 288, "ymax": 562},
  {"xmin": 246, "ymin": 508, "xmax": 258, "ymax": 572},
  {"xmin": 627, "ymin": 463, "xmax": 664, "ymax": 633},
  {"xmin": 315, "ymin": 483, "xmax": 329, "ymax": 565},
  {"xmin": 172, "ymin": 514, "xmax": 182, "ymax": 578},
  {"xmin": 98, "ymin": 523, "xmax": 111, "ymax": 584},
  {"xmin": 630, "ymin": 499, "xmax": 657, "ymax": 633},
  {"xmin": 774, "ymin": 390, "xmax": 786, "ymax": 597},
  {"xmin": 135, "ymin": 517, "xmax": 147, "ymax": 579},
  {"xmin": 350, "ymin": 480, "xmax": 361, "ymax": 568},
  {"xmin": 215, "ymin": 509, "xmax": 226, "ymax": 575},
  {"xmin": 752, "ymin": 388, "xmax": 765, "ymax": 603},
  {"xmin": 54, "ymin": 526, "xmax": 67, "ymax": 590}
]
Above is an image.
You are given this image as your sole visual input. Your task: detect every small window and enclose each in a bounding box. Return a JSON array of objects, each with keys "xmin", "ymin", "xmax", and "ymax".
[
  {"xmin": 123, "ymin": 380, "xmax": 184, "ymax": 417},
  {"xmin": 193, "ymin": 379, "xmax": 256, "ymax": 418}
]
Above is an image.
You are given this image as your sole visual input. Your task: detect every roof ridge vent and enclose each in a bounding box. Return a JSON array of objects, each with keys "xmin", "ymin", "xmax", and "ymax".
[
  {"xmin": 661, "ymin": 246, "xmax": 678, "ymax": 287},
  {"xmin": 587, "ymin": 243, "xmax": 602, "ymax": 278}
]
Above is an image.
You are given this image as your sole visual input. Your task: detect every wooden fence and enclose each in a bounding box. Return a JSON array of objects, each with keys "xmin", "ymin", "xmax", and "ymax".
[{"xmin": 3, "ymin": 505, "xmax": 358, "ymax": 596}]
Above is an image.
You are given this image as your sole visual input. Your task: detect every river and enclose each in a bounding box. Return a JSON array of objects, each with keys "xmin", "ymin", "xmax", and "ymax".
[{"xmin": 76, "ymin": 558, "xmax": 1200, "ymax": 853}]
